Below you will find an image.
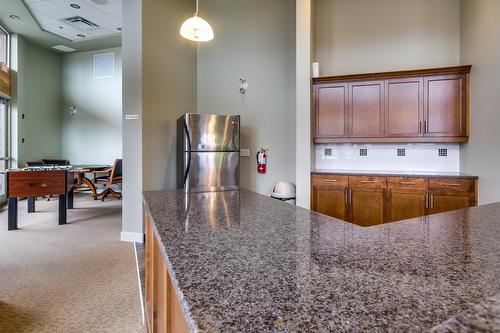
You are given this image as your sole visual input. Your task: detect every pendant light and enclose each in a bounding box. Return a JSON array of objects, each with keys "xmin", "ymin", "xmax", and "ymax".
[{"xmin": 180, "ymin": 0, "xmax": 214, "ymax": 42}]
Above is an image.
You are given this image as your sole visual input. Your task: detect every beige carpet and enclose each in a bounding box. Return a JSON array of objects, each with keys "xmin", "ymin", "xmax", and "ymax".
[{"xmin": 0, "ymin": 195, "xmax": 145, "ymax": 333}]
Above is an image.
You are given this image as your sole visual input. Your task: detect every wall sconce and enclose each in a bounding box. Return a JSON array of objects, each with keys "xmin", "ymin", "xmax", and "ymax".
[{"xmin": 69, "ymin": 106, "xmax": 77, "ymax": 116}]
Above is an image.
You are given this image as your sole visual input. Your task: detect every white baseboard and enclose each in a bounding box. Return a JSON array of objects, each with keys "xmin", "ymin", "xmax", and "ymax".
[{"xmin": 121, "ymin": 232, "xmax": 144, "ymax": 243}]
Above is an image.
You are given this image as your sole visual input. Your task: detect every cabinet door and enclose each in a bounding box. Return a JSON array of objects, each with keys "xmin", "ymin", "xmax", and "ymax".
[
  {"xmin": 350, "ymin": 188, "xmax": 385, "ymax": 227},
  {"xmin": 428, "ymin": 178, "xmax": 476, "ymax": 215},
  {"xmin": 387, "ymin": 192, "xmax": 427, "ymax": 222},
  {"xmin": 349, "ymin": 81, "xmax": 385, "ymax": 137},
  {"xmin": 424, "ymin": 74, "xmax": 467, "ymax": 137},
  {"xmin": 428, "ymin": 193, "xmax": 475, "ymax": 215},
  {"xmin": 314, "ymin": 83, "xmax": 348, "ymax": 138},
  {"xmin": 312, "ymin": 185, "xmax": 348, "ymax": 221},
  {"xmin": 385, "ymin": 78, "xmax": 423, "ymax": 137},
  {"xmin": 386, "ymin": 177, "xmax": 428, "ymax": 222},
  {"xmin": 348, "ymin": 176, "xmax": 386, "ymax": 227}
]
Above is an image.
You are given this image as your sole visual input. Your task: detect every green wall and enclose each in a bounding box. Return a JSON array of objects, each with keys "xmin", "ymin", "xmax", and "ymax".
[
  {"xmin": 11, "ymin": 35, "xmax": 62, "ymax": 166},
  {"xmin": 61, "ymin": 47, "xmax": 122, "ymax": 165}
]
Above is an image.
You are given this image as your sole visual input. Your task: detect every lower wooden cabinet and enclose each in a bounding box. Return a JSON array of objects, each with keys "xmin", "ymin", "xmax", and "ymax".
[
  {"xmin": 349, "ymin": 176, "xmax": 385, "ymax": 227},
  {"xmin": 311, "ymin": 175, "xmax": 348, "ymax": 221},
  {"xmin": 428, "ymin": 178, "xmax": 477, "ymax": 215},
  {"xmin": 386, "ymin": 177, "xmax": 428, "ymax": 222},
  {"xmin": 145, "ymin": 212, "xmax": 190, "ymax": 333},
  {"xmin": 311, "ymin": 174, "xmax": 477, "ymax": 226}
]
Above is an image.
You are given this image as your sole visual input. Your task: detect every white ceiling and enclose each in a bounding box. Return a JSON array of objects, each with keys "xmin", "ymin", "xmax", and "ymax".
[{"xmin": 23, "ymin": 0, "xmax": 122, "ymax": 41}]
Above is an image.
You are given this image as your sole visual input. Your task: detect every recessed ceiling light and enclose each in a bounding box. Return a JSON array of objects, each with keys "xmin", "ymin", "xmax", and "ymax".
[
  {"xmin": 70, "ymin": 4, "xmax": 81, "ymax": 9},
  {"xmin": 116, "ymin": 27, "xmax": 122, "ymax": 31},
  {"xmin": 77, "ymin": 34, "xmax": 86, "ymax": 38},
  {"xmin": 9, "ymin": 15, "xmax": 20, "ymax": 20},
  {"xmin": 91, "ymin": 0, "xmax": 109, "ymax": 4}
]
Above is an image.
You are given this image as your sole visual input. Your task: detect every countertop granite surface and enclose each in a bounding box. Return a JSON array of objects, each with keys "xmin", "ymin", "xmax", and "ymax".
[
  {"xmin": 143, "ymin": 190, "xmax": 500, "ymax": 333},
  {"xmin": 312, "ymin": 169, "xmax": 478, "ymax": 179}
]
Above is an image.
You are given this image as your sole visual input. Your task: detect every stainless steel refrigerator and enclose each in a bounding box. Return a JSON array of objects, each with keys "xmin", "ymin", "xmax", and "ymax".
[{"xmin": 177, "ymin": 113, "xmax": 240, "ymax": 192}]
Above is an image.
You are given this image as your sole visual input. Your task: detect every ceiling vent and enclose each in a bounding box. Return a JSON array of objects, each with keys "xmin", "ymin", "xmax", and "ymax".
[{"xmin": 62, "ymin": 16, "xmax": 100, "ymax": 32}]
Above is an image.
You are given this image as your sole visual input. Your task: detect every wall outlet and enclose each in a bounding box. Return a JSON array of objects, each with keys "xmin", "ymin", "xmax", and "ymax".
[
  {"xmin": 125, "ymin": 114, "xmax": 139, "ymax": 120},
  {"xmin": 240, "ymin": 149, "xmax": 250, "ymax": 157}
]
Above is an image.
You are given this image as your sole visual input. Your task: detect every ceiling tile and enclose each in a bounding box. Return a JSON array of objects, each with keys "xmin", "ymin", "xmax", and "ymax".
[
  {"xmin": 24, "ymin": 0, "xmax": 121, "ymax": 42},
  {"xmin": 49, "ymin": 0, "xmax": 100, "ymax": 15},
  {"xmin": 27, "ymin": 1, "xmax": 74, "ymax": 20}
]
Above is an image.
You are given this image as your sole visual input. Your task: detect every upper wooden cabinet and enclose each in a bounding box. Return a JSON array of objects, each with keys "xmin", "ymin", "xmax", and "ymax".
[
  {"xmin": 314, "ymin": 83, "xmax": 348, "ymax": 138},
  {"xmin": 349, "ymin": 81, "xmax": 385, "ymax": 138},
  {"xmin": 313, "ymin": 66, "xmax": 471, "ymax": 143}
]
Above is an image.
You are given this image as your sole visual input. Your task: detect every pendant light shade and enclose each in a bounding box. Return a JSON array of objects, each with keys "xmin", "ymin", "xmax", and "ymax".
[{"xmin": 180, "ymin": 0, "xmax": 214, "ymax": 42}]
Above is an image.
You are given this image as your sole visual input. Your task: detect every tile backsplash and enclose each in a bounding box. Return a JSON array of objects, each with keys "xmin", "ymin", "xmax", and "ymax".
[{"xmin": 315, "ymin": 143, "xmax": 460, "ymax": 172}]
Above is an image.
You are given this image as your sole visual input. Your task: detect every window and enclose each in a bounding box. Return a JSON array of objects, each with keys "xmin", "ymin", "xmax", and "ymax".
[{"xmin": 0, "ymin": 25, "xmax": 9, "ymax": 67}]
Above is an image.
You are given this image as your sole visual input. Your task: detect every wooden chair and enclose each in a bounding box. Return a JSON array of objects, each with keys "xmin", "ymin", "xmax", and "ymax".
[
  {"xmin": 93, "ymin": 159, "xmax": 122, "ymax": 201},
  {"xmin": 24, "ymin": 161, "xmax": 45, "ymax": 167}
]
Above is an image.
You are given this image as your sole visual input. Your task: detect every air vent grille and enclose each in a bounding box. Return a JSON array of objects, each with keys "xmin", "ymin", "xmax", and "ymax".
[
  {"xmin": 62, "ymin": 16, "xmax": 100, "ymax": 32},
  {"xmin": 359, "ymin": 148, "xmax": 368, "ymax": 157},
  {"xmin": 324, "ymin": 148, "xmax": 332, "ymax": 157},
  {"xmin": 397, "ymin": 149, "xmax": 406, "ymax": 157}
]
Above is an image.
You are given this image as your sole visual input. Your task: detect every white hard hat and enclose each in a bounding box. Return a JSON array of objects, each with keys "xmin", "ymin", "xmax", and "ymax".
[{"xmin": 271, "ymin": 181, "xmax": 296, "ymax": 199}]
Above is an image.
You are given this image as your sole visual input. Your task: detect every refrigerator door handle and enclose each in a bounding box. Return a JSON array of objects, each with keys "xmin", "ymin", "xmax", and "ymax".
[{"xmin": 183, "ymin": 120, "xmax": 192, "ymax": 185}]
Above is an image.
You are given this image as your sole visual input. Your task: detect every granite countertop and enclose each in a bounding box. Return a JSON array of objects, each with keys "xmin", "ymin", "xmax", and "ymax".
[
  {"xmin": 312, "ymin": 169, "xmax": 478, "ymax": 179},
  {"xmin": 143, "ymin": 190, "xmax": 500, "ymax": 332}
]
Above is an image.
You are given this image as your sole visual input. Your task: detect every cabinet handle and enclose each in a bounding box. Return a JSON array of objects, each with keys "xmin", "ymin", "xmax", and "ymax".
[
  {"xmin": 425, "ymin": 193, "xmax": 428, "ymax": 209},
  {"xmin": 419, "ymin": 121, "xmax": 422, "ymax": 134},
  {"xmin": 430, "ymin": 194, "xmax": 434, "ymax": 208},
  {"xmin": 345, "ymin": 189, "xmax": 348, "ymax": 204},
  {"xmin": 361, "ymin": 180, "xmax": 376, "ymax": 184},
  {"xmin": 349, "ymin": 189, "xmax": 352, "ymax": 204},
  {"xmin": 442, "ymin": 183, "xmax": 461, "ymax": 187},
  {"xmin": 424, "ymin": 120, "xmax": 428, "ymax": 134},
  {"xmin": 322, "ymin": 179, "xmax": 337, "ymax": 183},
  {"xmin": 400, "ymin": 181, "xmax": 416, "ymax": 186}
]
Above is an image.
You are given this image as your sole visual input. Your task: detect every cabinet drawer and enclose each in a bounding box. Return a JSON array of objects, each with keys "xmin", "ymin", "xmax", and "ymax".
[
  {"xmin": 387, "ymin": 177, "xmax": 427, "ymax": 191},
  {"xmin": 312, "ymin": 175, "xmax": 348, "ymax": 187},
  {"xmin": 429, "ymin": 178, "xmax": 475, "ymax": 192},
  {"xmin": 348, "ymin": 176, "xmax": 386, "ymax": 189}
]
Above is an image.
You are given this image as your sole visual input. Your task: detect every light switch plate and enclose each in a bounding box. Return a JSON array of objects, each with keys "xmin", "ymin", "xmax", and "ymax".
[
  {"xmin": 125, "ymin": 114, "xmax": 139, "ymax": 120},
  {"xmin": 240, "ymin": 149, "xmax": 250, "ymax": 157}
]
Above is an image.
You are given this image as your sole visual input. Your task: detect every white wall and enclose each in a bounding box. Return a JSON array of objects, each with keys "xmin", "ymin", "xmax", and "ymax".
[
  {"xmin": 296, "ymin": 0, "xmax": 312, "ymax": 208},
  {"xmin": 61, "ymin": 48, "xmax": 122, "ymax": 165},
  {"xmin": 314, "ymin": 0, "xmax": 461, "ymax": 76},
  {"xmin": 121, "ymin": 0, "xmax": 143, "ymax": 241},
  {"xmin": 197, "ymin": 0, "xmax": 296, "ymax": 196},
  {"xmin": 460, "ymin": 0, "xmax": 500, "ymax": 204}
]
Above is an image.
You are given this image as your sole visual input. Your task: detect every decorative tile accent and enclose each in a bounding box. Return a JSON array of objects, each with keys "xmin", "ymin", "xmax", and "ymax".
[{"xmin": 315, "ymin": 143, "xmax": 460, "ymax": 172}]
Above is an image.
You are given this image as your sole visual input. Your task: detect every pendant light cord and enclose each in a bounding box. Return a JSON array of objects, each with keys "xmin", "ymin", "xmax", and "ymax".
[{"xmin": 195, "ymin": 0, "xmax": 199, "ymax": 15}]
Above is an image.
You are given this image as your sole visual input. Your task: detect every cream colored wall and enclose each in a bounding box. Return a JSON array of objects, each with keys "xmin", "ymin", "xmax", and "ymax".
[
  {"xmin": 61, "ymin": 48, "xmax": 122, "ymax": 165},
  {"xmin": 11, "ymin": 36, "xmax": 62, "ymax": 166},
  {"xmin": 142, "ymin": 0, "xmax": 197, "ymax": 191},
  {"xmin": 314, "ymin": 0, "xmax": 461, "ymax": 76},
  {"xmin": 460, "ymin": 0, "xmax": 500, "ymax": 204},
  {"xmin": 197, "ymin": 0, "xmax": 296, "ymax": 196}
]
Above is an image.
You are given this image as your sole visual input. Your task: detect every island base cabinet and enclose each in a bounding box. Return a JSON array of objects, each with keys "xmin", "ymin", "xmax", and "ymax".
[{"xmin": 145, "ymin": 212, "xmax": 190, "ymax": 333}]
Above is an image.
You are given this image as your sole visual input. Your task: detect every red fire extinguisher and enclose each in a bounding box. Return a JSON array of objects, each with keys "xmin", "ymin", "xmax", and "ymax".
[{"xmin": 256, "ymin": 148, "xmax": 267, "ymax": 174}]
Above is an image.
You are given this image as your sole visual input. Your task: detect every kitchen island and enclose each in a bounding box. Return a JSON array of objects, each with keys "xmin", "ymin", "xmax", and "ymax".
[{"xmin": 142, "ymin": 189, "xmax": 500, "ymax": 332}]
